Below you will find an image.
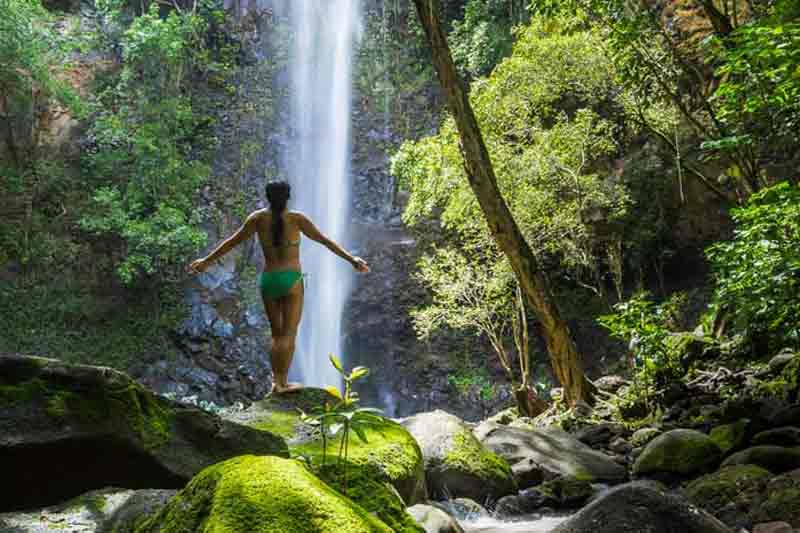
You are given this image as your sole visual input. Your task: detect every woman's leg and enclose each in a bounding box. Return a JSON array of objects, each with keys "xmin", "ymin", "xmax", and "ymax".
[
  {"xmin": 276, "ymin": 279, "xmax": 304, "ymax": 391},
  {"xmin": 262, "ymin": 295, "xmax": 286, "ymax": 392}
]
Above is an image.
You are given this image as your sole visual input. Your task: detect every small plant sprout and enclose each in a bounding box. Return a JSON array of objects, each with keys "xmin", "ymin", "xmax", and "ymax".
[{"xmin": 300, "ymin": 354, "xmax": 386, "ymax": 495}]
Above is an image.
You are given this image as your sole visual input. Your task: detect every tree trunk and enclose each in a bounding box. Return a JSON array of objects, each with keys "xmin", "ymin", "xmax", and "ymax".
[
  {"xmin": 514, "ymin": 385, "xmax": 549, "ymax": 418},
  {"xmin": 410, "ymin": 0, "xmax": 595, "ymax": 405}
]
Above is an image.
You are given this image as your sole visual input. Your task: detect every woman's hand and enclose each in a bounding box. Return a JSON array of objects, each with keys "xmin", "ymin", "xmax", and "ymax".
[
  {"xmin": 187, "ymin": 257, "xmax": 210, "ymax": 274},
  {"xmin": 352, "ymin": 257, "xmax": 370, "ymax": 273}
]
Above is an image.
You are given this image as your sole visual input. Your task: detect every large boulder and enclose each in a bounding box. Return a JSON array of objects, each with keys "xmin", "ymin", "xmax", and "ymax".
[
  {"xmin": 633, "ymin": 429, "xmax": 723, "ymax": 477},
  {"xmin": 721, "ymin": 445, "xmax": 800, "ymax": 474},
  {"xmin": 401, "ymin": 411, "xmax": 516, "ymax": 502},
  {"xmin": 137, "ymin": 455, "xmax": 394, "ymax": 533},
  {"xmin": 750, "ymin": 468, "xmax": 800, "ymax": 527},
  {"xmin": 552, "ymin": 481, "xmax": 735, "ymax": 533},
  {"xmin": 225, "ymin": 388, "xmax": 426, "ymax": 532},
  {"xmin": 473, "ymin": 421, "xmax": 627, "ymax": 483},
  {"xmin": 407, "ymin": 504, "xmax": 464, "ymax": 533},
  {"xmin": 752, "ymin": 427, "xmax": 800, "ymax": 447},
  {"xmin": 684, "ymin": 465, "xmax": 773, "ymax": 529},
  {"xmin": 0, "ymin": 487, "xmax": 175, "ymax": 532},
  {"xmin": 0, "ymin": 355, "xmax": 288, "ymax": 511}
]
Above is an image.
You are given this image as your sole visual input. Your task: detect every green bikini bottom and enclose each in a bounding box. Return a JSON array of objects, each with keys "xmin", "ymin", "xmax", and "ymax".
[{"xmin": 259, "ymin": 270, "xmax": 303, "ymax": 300}]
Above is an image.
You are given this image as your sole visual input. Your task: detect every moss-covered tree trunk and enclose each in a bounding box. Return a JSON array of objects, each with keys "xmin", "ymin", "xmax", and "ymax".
[{"xmin": 410, "ymin": 0, "xmax": 595, "ymax": 405}]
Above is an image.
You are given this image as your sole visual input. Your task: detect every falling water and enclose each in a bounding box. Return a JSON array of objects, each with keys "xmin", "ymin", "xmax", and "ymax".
[{"xmin": 271, "ymin": 0, "xmax": 361, "ymax": 388}]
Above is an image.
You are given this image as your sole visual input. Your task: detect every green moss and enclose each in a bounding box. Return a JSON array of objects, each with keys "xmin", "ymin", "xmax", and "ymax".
[
  {"xmin": 710, "ymin": 419, "xmax": 749, "ymax": 454},
  {"xmin": 633, "ymin": 429, "xmax": 723, "ymax": 476},
  {"xmin": 252, "ymin": 410, "xmax": 302, "ymax": 439},
  {"xmin": 684, "ymin": 465, "xmax": 771, "ymax": 517},
  {"xmin": 292, "ymin": 421, "xmax": 425, "ymax": 533},
  {"xmin": 760, "ymin": 488, "xmax": 800, "ymax": 525},
  {"xmin": 137, "ymin": 455, "xmax": 393, "ymax": 533},
  {"xmin": 232, "ymin": 390, "xmax": 426, "ymax": 532},
  {"xmin": 444, "ymin": 430, "xmax": 515, "ymax": 485},
  {"xmin": 1, "ymin": 359, "xmax": 171, "ymax": 450}
]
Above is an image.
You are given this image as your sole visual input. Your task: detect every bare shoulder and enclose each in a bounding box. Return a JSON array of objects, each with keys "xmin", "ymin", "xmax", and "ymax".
[
  {"xmin": 247, "ymin": 209, "xmax": 269, "ymax": 223},
  {"xmin": 287, "ymin": 211, "xmax": 310, "ymax": 224}
]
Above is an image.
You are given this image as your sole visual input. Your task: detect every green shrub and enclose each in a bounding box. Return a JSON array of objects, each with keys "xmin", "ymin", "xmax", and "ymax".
[{"xmin": 707, "ymin": 182, "xmax": 800, "ymax": 351}]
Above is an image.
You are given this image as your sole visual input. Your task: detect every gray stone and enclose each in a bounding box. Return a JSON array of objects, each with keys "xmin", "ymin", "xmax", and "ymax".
[
  {"xmin": 401, "ymin": 410, "xmax": 516, "ymax": 502},
  {"xmin": 474, "ymin": 421, "xmax": 627, "ymax": 483},
  {"xmin": 768, "ymin": 350, "xmax": 797, "ymax": 373},
  {"xmin": 552, "ymin": 481, "xmax": 735, "ymax": 533},
  {"xmin": 633, "ymin": 429, "xmax": 723, "ymax": 477},
  {"xmin": 575, "ymin": 423, "xmax": 622, "ymax": 447},
  {"xmin": 408, "ymin": 504, "xmax": 464, "ymax": 533},
  {"xmin": 609, "ymin": 437, "xmax": 633, "ymax": 455},
  {"xmin": 511, "ymin": 457, "xmax": 545, "ymax": 489},
  {"xmin": 594, "ymin": 375, "xmax": 628, "ymax": 392},
  {"xmin": 721, "ymin": 446, "xmax": 800, "ymax": 474}
]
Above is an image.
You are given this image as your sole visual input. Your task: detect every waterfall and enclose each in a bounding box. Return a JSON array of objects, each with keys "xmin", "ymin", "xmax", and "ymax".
[{"xmin": 272, "ymin": 0, "xmax": 362, "ymax": 388}]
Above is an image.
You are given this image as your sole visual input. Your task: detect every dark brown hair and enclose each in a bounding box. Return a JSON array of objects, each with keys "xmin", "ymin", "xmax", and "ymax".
[{"xmin": 265, "ymin": 181, "xmax": 291, "ymax": 246}]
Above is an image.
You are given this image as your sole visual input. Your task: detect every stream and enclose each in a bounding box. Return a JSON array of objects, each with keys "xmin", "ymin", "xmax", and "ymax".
[{"xmin": 461, "ymin": 514, "xmax": 571, "ymax": 532}]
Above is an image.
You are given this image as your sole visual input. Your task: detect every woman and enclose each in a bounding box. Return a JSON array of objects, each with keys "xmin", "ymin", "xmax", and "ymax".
[{"xmin": 188, "ymin": 181, "xmax": 369, "ymax": 393}]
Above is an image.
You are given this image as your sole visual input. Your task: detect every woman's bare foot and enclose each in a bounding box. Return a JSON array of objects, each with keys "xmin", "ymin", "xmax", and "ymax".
[{"xmin": 272, "ymin": 381, "xmax": 303, "ymax": 394}]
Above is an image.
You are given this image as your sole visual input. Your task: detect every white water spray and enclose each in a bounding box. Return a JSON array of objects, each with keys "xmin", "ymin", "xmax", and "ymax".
[{"xmin": 273, "ymin": 0, "xmax": 362, "ymax": 387}]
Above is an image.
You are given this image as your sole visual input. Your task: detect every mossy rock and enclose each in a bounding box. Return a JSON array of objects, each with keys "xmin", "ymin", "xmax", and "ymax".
[
  {"xmin": 631, "ymin": 427, "xmax": 662, "ymax": 447},
  {"xmin": 710, "ymin": 419, "xmax": 750, "ymax": 455},
  {"xmin": 136, "ymin": 455, "xmax": 394, "ymax": 533},
  {"xmin": 750, "ymin": 468, "xmax": 800, "ymax": 527},
  {"xmin": 0, "ymin": 354, "xmax": 288, "ymax": 512},
  {"xmin": 721, "ymin": 446, "xmax": 800, "ymax": 474},
  {"xmin": 0, "ymin": 487, "xmax": 175, "ymax": 532},
  {"xmin": 224, "ymin": 388, "xmax": 426, "ymax": 533},
  {"xmin": 402, "ymin": 410, "xmax": 516, "ymax": 502},
  {"xmin": 684, "ymin": 465, "xmax": 772, "ymax": 529},
  {"xmin": 633, "ymin": 429, "xmax": 723, "ymax": 477}
]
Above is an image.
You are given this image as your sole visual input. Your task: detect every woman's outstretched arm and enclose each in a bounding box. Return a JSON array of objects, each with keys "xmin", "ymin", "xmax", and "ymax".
[
  {"xmin": 295, "ymin": 213, "xmax": 369, "ymax": 272},
  {"xmin": 188, "ymin": 212, "xmax": 260, "ymax": 273}
]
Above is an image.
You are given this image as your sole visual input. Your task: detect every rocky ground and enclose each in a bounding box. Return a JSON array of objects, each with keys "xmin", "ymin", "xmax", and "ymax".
[{"xmin": 1, "ymin": 348, "xmax": 798, "ymax": 532}]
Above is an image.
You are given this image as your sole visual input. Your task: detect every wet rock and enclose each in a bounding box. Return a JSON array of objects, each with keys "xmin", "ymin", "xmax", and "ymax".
[
  {"xmin": 401, "ymin": 411, "xmax": 516, "ymax": 501},
  {"xmin": 552, "ymin": 481, "xmax": 734, "ymax": 533},
  {"xmin": 0, "ymin": 355, "xmax": 287, "ymax": 512},
  {"xmin": 753, "ymin": 427, "xmax": 800, "ymax": 447},
  {"xmin": 721, "ymin": 446, "xmax": 800, "ymax": 474},
  {"xmin": 474, "ymin": 421, "xmax": 627, "ymax": 483},
  {"xmin": 432, "ymin": 498, "xmax": 488, "ymax": 521},
  {"xmin": 0, "ymin": 488, "xmax": 176, "ymax": 532},
  {"xmin": 408, "ymin": 504, "xmax": 464, "ymax": 533},
  {"xmin": 633, "ymin": 429, "xmax": 723, "ymax": 478},
  {"xmin": 684, "ymin": 465, "xmax": 772, "ymax": 529},
  {"xmin": 768, "ymin": 349, "xmax": 798, "ymax": 374}
]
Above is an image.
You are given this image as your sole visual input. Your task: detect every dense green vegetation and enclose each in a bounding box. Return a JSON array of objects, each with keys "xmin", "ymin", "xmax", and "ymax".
[{"xmin": 1, "ymin": 0, "xmax": 798, "ymax": 413}]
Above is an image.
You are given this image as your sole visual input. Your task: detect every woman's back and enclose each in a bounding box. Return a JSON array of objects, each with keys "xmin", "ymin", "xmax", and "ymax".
[{"xmin": 255, "ymin": 210, "xmax": 303, "ymax": 271}]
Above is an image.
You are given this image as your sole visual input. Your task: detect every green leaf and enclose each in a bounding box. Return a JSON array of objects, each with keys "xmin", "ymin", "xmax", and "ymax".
[
  {"xmin": 349, "ymin": 366, "xmax": 370, "ymax": 380},
  {"xmin": 329, "ymin": 354, "xmax": 344, "ymax": 373},
  {"xmin": 323, "ymin": 385, "xmax": 343, "ymax": 401}
]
